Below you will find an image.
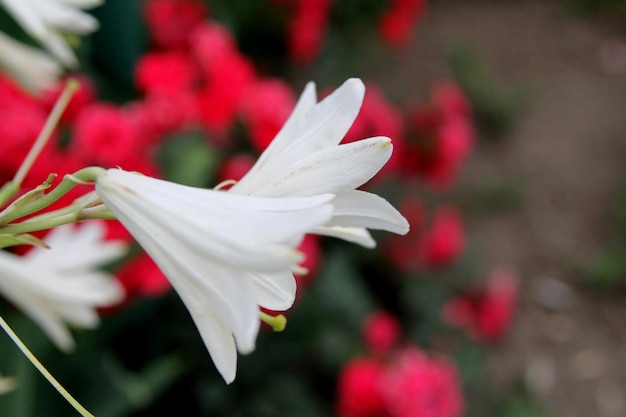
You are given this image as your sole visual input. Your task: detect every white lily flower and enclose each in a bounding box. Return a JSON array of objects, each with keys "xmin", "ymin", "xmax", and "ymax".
[
  {"xmin": 230, "ymin": 78, "xmax": 410, "ymax": 248},
  {"xmin": 95, "ymin": 169, "xmax": 334, "ymax": 383},
  {"xmin": 0, "ymin": 0, "xmax": 102, "ymax": 68},
  {"xmin": 0, "ymin": 221, "xmax": 126, "ymax": 352},
  {"xmin": 0, "ymin": 31, "xmax": 62, "ymax": 93}
]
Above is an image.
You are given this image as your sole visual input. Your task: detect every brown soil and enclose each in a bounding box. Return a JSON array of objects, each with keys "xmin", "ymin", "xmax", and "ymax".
[{"xmin": 380, "ymin": 1, "xmax": 626, "ymax": 416}]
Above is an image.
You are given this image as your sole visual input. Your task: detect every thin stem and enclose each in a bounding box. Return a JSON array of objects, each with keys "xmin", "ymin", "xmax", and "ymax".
[
  {"xmin": 13, "ymin": 79, "xmax": 79, "ymax": 187},
  {"xmin": 0, "ymin": 315, "xmax": 95, "ymax": 417},
  {"xmin": 0, "ymin": 182, "xmax": 19, "ymax": 209}
]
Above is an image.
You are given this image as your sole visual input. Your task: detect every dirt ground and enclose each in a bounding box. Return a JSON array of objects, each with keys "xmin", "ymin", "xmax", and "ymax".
[{"xmin": 379, "ymin": 1, "xmax": 626, "ymax": 416}]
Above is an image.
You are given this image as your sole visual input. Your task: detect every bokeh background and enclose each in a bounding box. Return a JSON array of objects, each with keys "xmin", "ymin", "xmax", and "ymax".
[{"xmin": 0, "ymin": 0, "xmax": 625, "ymax": 416}]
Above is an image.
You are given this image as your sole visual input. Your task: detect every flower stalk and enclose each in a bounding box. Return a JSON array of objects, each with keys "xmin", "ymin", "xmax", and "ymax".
[{"xmin": 0, "ymin": 315, "xmax": 95, "ymax": 417}]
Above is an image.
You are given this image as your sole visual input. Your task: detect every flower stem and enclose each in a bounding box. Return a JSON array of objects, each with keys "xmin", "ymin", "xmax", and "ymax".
[
  {"xmin": 13, "ymin": 79, "xmax": 79, "ymax": 187},
  {"xmin": 0, "ymin": 182, "xmax": 19, "ymax": 209},
  {"xmin": 0, "ymin": 315, "xmax": 95, "ymax": 417},
  {"xmin": 0, "ymin": 167, "xmax": 106, "ymax": 227}
]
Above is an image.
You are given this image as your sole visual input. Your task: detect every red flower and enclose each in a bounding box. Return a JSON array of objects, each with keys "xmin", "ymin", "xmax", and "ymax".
[
  {"xmin": 385, "ymin": 200, "xmax": 464, "ymax": 272},
  {"xmin": 191, "ymin": 24, "xmax": 256, "ymax": 136},
  {"xmin": 295, "ymin": 234, "xmax": 322, "ymax": 286},
  {"xmin": 43, "ymin": 74, "xmax": 96, "ymax": 125},
  {"xmin": 287, "ymin": 0, "xmax": 331, "ymax": 64},
  {"xmin": 382, "ymin": 347, "xmax": 464, "ymax": 417},
  {"xmin": 116, "ymin": 251, "xmax": 171, "ymax": 298},
  {"xmin": 134, "ymin": 51, "xmax": 198, "ymax": 94},
  {"xmin": 363, "ymin": 311, "xmax": 401, "ymax": 356},
  {"xmin": 336, "ymin": 358, "xmax": 387, "ymax": 417},
  {"xmin": 378, "ymin": 0, "xmax": 426, "ymax": 47},
  {"xmin": 72, "ymin": 103, "xmax": 144, "ymax": 166},
  {"xmin": 401, "ymin": 80, "xmax": 474, "ymax": 189},
  {"xmin": 0, "ymin": 100, "xmax": 50, "ymax": 181},
  {"xmin": 442, "ymin": 267, "xmax": 519, "ymax": 343},
  {"xmin": 239, "ymin": 79, "xmax": 295, "ymax": 153},
  {"xmin": 216, "ymin": 153, "xmax": 255, "ymax": 185},
  {"xmin": 144, "ymin": 0, "xmax": 207, "ymax": 50},
  {"xmin": 133, "ymin": 90, "xmax": 199, "ymax": 141},
  {"xmin": 417, "ymin": 206, "xmax": 464, "ymax": 269}
]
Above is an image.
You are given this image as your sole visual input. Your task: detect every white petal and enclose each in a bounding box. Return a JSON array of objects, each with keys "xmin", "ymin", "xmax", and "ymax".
[
  {"xmin": 314, "ymin": 226, "xmax": 376, "ymax": 248},
  {"xmin": 0, "ymin": 31, "xmax": 62, "ymax": 92},
  {"xmin": 97, "ymin": 170, "xmax": 334, "ymax": 273},
  {"xmin": 234, "ymin": 79, "xmax": 366, "ymax": 193},
  {"xmin": 238, "ymin": 137, "xmax": 392, "ymax": 197},
  {"xmin": 250, "ymin": 270, "xmax": 297, "ymax": 311},
  {"xmin": 326, "ymin": 190, "xmax": 410, "ymax": 235}
]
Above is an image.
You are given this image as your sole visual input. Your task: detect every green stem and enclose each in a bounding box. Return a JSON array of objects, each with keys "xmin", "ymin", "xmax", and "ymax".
[
  {"xmin": 13, "ymin": 79, "xmax": 79, "ymax": 187},
  {"xmin": 0, "ymin": 315, "xmax": 95, "ymax": 417},
  {"xmin": 0, "ymin": 182, "xmax": 19, "ymax": 209},
  {"xmin": 0, "ymin": 167, "xmax": 106, "ymax": 226},
  {"xmin": 0, "ymin": 204, "xmax": 115, "ymax": 235}
]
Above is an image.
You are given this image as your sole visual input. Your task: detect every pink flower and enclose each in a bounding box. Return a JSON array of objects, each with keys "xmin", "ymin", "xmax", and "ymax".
[
  {"xmin": 144, "ymin": 0, "xmax": 207, "ymax": 50},
  {"xmin": 363, "ymin": 311, "xmax": 401, "ymax": 356},
  {"xmin": 239, "ymin": 79, "xmax": 295, "ymax": 153},
  {"xmin": 442, "ymin": 267, "xmax": 519, "ymax": 343},
  {"xmin": 382, "ymin": 347, "xmax": 464, "ymax": 417},
  {"xmin": 336, "ymin": 358, "xmax": 387, "ymax": 417}
]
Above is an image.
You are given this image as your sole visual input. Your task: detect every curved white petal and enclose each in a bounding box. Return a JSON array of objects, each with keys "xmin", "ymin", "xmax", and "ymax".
[
  {"xmin": 250, "ymin": 270, "xmax": 297, "ymax": 311},
  {"xmin": 97, "ymin": 170, "xmax": 334, "ymax": 273},
  {"xmin": 326, "ymin": 190, "xmax": 410, "ymax": 234},
  {"xmin": 314, "ymin": 226, "xmax": 376, "ymax": 248},
  {"xmin": 0, "ymin": 31, "xmax": 61, "ymax": 92},
  {"xmin": 0, "ymin": 223, "xmax": 126, "ymax": 352},
  {"xmin": 234, "ymin": 78, "xmax": 366, "ymax": 193}
]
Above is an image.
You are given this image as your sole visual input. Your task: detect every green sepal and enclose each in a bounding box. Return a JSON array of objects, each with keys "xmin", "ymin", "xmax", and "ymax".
[
  {"xmin": 0, "ymin": 234, "xmax": 48, "ymax": 250},
  {"xmin": 0, "ymin": 175, "xmax": 56, "ymax": 219}
]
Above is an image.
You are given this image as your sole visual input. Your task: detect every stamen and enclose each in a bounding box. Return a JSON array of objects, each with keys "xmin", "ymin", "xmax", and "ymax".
[
  {"xmin": 259, "ymin": 311, "xmax": 287, "ymax": 332},
  {"xmin": 213, "ymin": 179, "xmax": 237, "ymax": 191},
  {"xmin": 292, "ymin": 265, "xmax": 309, "ymax": 276}
]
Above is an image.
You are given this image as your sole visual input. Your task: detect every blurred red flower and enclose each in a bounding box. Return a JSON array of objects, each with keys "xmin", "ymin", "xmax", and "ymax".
[
  {"xmin": 337, "ymin": 347, "xmax": 464, "ymax": 417},
  {"xmin": 379, "ymin": 0, "xmax": 427, "ymax": 47},
  {"xmin": 240, "ymin": 79, "xmax": 295, "ymax": 153},
  {"xmin": 385, "ymin": 200, "xmax": 464, "ymax": 272},
  {"xmin": 144, "ymin": 0, "xmax": 207, "ymax": 50},
  {"xmin": 116, "ymin": 251, "xmax": 171, "ymax": 298},
  {"xmin": 336, "ymin": 358, "xmax": 387, "ymax": 417},
  {"xmin": 442, "ymin": 267, "xmax": 519, "ymax": 343},
  {"xmin": 401, "ymin": 80, "xmax": 474, "ymax": 189},
  {"xmin": 363, "ymin": 310, "xmax": 401, "ymax": 356},
  {"xmin": 287, "ymin": 0, "xmax": 331, "ymax": 64}
]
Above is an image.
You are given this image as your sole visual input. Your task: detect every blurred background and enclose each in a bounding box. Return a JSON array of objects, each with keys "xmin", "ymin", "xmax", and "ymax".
[{"xmin": 0, "ymin": 0, "xmax": 625, "ymax": 416}]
